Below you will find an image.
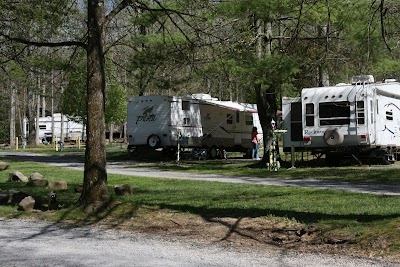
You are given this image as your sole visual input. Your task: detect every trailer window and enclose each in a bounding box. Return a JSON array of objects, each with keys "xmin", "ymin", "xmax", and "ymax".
[
  {"xmin": 236, "ymin": 111, "xmax": 240, "ymax": 123},
  {"xmin": 227, "ymin": 114, "xmax": 233, "ymax": 124},
  {"xmin": 182, "ymin": 101, "xmax": 190, "ymax": 111},
  {"xmin": 305, "ymin": 103, "xmax": 314, "ymax": 126},
  {"xmin": 291, "ymin": 102, "xmax": 303, "ymax": 141},
  {"xmin": 246, "ymin": 115, "xmax": 253, "ymax": 125},
  {"xmin": 356, "ymin": 101, "xmax": 365, "ymax": 125},
  {"xmin": 319, "ymin": 101, "xmax": 350, "ymax": 125},
  {"xmin": 183, "ymin": 118, "xmax": 191, "ymax": 125},
  {"xmin": 39, "ymin": 125, "xmax": 47, "ymax": 130},
  {"xmin": 386, "ymin": 111, "xmax": 393, "ymax": 121},
  {"xmin": 370, "ymin": 100, "xmax": 374, "ymax": 124}
]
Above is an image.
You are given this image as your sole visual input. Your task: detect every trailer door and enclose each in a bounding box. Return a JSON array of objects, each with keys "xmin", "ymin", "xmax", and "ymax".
[{"xmin": 234, "ymin": 110, "xmax": 241, "ymax": 145}]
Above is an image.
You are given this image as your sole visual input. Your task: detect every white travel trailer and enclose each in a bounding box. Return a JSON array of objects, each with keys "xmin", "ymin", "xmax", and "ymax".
[
  {"xmin": 127, "ymin": 94, "xmax": 262, "ymax": 158},
  {"xmin": 23, "ymin": 113, "xmax": 86, "ymax": 143},
  {"xmin": 282, "ymin": 75, "xmax": 400, "ymax": 165}
]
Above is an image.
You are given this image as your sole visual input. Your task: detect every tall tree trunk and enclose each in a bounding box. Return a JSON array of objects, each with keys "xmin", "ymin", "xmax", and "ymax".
[
  {"xmin": 41, "ymin": 74, "xmax": 46, "ymax": 117},
  {"xmin": 51, "ymin": 71, "xmax": 55, "ymax": 141},
  {"xmin": 254, "ymin": 84, "xmax": 277, "ymax": 158},
  {"xmin": 109, "ymin": 124, "xmax": 114, "ymax": 143},
  {"xmin": 318, "ymin": 25, "xmax": 330, "ymax": 87},
  {"xmin": 27, "ymin": 76, "xmax": 36, "ymax": 147},
  {"xmin": 254, "ymin": 19, "xmax": 276, "ymax": 160},
  {"xmin": 61, "ymin": 112, "xmax": 65, "ymax": 143},
  {"xmin": 36, "ymin": 92, "xmax": 40, "ymax": 145},
  {"xmin": 80, "ymin": 0, "xmax": 109, "ymax": 213},
  {"xmin": 10, "ymin": 83, "xmax": 16, "ymax": 148}
]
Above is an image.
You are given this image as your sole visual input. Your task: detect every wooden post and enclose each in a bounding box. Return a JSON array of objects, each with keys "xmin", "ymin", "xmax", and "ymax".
[{"xmin": 55, "ymin": 135, "xmax": 58, "ymax": 151}]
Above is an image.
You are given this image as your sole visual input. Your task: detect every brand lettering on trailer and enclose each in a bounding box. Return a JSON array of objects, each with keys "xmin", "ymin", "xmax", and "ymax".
[
  {"xmin": 136, "ymin": 106, "xmax": 157, "ymax": 124},
  {"xmin": 304, "ymin": 129, "xmax": 325, "ymax": 135}
]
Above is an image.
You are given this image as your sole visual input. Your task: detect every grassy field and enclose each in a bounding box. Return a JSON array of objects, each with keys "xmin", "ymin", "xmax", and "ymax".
[{"xmin": 1, "ymin": 148, "xmax": 400, "ymax": 259}]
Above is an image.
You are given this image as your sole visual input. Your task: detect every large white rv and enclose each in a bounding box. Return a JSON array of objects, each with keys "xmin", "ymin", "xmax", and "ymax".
[
  {"xmin": 127, "ymin": 94, "xmax": 261, "ymax": 158},
  {"xmin": 282, "ymin": 75, "xmax": 400, "ymax": 165}
]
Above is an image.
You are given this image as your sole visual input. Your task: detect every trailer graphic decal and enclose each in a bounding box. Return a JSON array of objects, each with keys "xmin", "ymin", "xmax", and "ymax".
[{"xmin": 136, "ymin": 106, "xmax": 157, "ymax": 124}]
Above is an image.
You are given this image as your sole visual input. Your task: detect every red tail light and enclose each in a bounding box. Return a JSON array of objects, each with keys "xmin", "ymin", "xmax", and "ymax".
[{"xmin": 303, "ymin": 136, "xmax": 311, "ymax": 142}]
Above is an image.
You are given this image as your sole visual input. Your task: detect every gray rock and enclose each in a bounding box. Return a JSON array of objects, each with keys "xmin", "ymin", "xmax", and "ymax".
[
  {"xmin": 19, "ymin": 196, "xmax": 35, "ymax": 211},
  {"xmin": 8, "ymin": 171, "xmax": 28, "ymax": 182},
  {"xmin": 30, "ymin": 172, "xmax": 44, "ymax": 180},
  {"xmin": 0, "ymin": 161, "xmax": 10, "ymax": 171},
  {"xmin": 2, "ymin": 191, "xmax": 42, "ymax": 209},
  {"xmin": 27, "ymin": 172, "xmax": 48, "ymax": 187},
  {"xmin": 27, "ymin": 178, "xmax": 48, "ymax": 187}
]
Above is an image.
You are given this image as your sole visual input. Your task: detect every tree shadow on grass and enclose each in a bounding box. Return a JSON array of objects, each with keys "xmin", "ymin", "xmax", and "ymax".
[
  {"xmin": 156, "ymin": 203, "xmax": 400, "ymax": 225},
  {"xmin": 151, "ymin": 203, "xmax": 400, "ymax": 248}
]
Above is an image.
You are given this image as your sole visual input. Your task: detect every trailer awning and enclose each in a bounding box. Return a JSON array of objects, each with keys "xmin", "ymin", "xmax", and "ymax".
[{"xmin": 199, "ymin": 99, "xmax": 258, "ymax": 113}]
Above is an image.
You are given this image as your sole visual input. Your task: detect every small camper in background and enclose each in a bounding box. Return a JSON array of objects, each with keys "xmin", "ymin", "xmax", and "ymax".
[{"xmin": 126, "ymin": 94, "xmax": 262, "ymax": 159}]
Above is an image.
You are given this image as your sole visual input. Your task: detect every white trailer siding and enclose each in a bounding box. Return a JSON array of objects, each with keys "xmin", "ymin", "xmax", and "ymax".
[
  {"xmin": 198, "ymin": 100, "xmax": 260, "ymax": 150},
  {"xmin": 300, "ymin": 82, "xmax": 400, "ymax": 150},
  {"xmin": 127, "ymin": 95, "xmax": 173, "ymax": 147},
  {"xmin": 170, "ymin": 98, "xmax": 203, "ymax": 146},
  {"xmin": 23, "ymin": 113, "xmax": 85, "ymax": 141},
  {"xmin": 301, "ymin": 84, "xmax": 363, "ymax": 148},
  {"xmin": 127, "ymin": 95, "xmax": 203, "ymax": 148},
  {"xmin": 282, "ymin": 97, "xmax": 303, "ymax": 152},
  {"xmin": 281, "ymin": 77, "xmax": 400, "ymax": 163},
  {"xmin": 374, "ymin": 93, "xmax": 400, "ymax": 147},
  {"xmin": 127, "ymin": 94, "xmax": 261, "ymax": 155}
]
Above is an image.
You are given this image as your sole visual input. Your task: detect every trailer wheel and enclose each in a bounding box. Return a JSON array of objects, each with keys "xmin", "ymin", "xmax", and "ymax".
[
  {"xmin": 325, "ymin": 153, "xmax": 341, "ymax": 167},
  {"xmin": 323, "ymin": 128, "xmax": 344, "ymax": 146},
  {"xmin": 147, "ymin": 134, "xmax": 161, "ymax": 149},
  {"xmin": 209, "ymin": 146, "xmax": 218, "ymax": 159}
]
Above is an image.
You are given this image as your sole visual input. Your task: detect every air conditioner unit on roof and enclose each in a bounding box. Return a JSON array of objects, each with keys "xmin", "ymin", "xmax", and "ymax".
[{"xmin": 351, "ymin": 75, "xmax": 374, "ymax": 84}]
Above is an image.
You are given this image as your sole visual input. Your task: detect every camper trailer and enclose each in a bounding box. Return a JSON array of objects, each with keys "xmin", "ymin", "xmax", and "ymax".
[
  {"xmin": 127, "ymin": 94, "xmax": 261, "ymax": 158},
  {"xmin": 282, "ymin": 75, "xmax": 400, "ymax": 165},
  {"xmin": 23, "ymin": 113, "xmax": 86, "ymax": 143}
]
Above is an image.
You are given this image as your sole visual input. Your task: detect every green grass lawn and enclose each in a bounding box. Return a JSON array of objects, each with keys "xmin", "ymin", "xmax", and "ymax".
[
  {"xmin": 1, "ymin": 148, "xmax": 400, "ymax": 258},
  {"xmin": 122, "ymin": 158, "xmax": 400, "ymax": 184}
]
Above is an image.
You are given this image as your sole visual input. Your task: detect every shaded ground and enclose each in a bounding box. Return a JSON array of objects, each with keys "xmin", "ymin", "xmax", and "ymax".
[{"xmin": 94, "ymin": 202, "xmax": 399, "ymax": 264}]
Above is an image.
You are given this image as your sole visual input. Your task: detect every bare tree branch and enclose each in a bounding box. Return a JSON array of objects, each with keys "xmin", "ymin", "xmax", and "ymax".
[
  {"xmin": 1, "ymin": 33, "xmax": 87, "ymax": 49},
  {"xmin": 378, "ymin": 0, "xmax": 392, "ymax": 52}
]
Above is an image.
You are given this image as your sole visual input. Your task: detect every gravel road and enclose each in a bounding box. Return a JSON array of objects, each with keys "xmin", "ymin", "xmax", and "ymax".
[{"xmin": 0, "ymin": 218, "xmax": 397, "ymax": 267}]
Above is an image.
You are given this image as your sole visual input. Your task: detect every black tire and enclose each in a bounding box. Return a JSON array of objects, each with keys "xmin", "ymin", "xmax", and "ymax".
[
  {"xmin": 147, "ymin": 134, "xmax": 161, "ymax": 149},
  {"xmin": 244, "ymin": 148, "xmax": 252, "ymax": 159},
  {"xmin": 209, "ymin": 146, "xmax": 218, "ymax": 159},
  {"xmin": 325, "ymin": 153, "xmax": 341, "ymax": 167}
]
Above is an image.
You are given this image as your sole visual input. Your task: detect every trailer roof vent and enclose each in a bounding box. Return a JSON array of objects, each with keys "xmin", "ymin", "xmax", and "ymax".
[
  {"xmin": 191, "ymin": 93, "xmax": 218, "ymax": 100},
  {"xmin": 384, "ymin": 78, "xmax": 397, "ymax": 83},
  {"xmin": 351, "ymin": 75, "xmax": 374, "ymax": 85},
  {"xmin": 335, "ymin": 83, "xmax": 348, "ymax": 86}
]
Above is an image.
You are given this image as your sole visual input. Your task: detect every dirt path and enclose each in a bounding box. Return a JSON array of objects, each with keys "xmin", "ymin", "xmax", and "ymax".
[{"xmin": 1, "ymin": 218, "xmax": 398, "ymax": 267}]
